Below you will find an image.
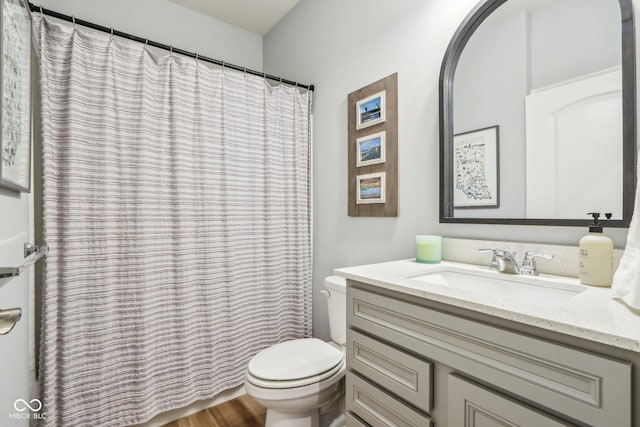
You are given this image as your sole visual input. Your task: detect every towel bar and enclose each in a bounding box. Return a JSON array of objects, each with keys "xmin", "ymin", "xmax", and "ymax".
[
  {"xmin": 0, "ymin": 243, "xmax": 48, "ymax": 279},
  {"xmin": 0, "ymin": 308, "xmax": 22, "ymax": 335}
]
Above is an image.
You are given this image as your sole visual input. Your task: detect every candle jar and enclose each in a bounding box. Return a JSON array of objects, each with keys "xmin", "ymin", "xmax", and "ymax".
[{"xmin": 415, "ymin": 235, "xmax": 442, "ymax": 264}]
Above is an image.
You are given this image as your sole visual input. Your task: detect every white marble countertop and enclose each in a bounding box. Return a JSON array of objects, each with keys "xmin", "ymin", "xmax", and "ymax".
[{"xmin": 334, "ymin": 259, "xmax": 640, "ymax": 353}]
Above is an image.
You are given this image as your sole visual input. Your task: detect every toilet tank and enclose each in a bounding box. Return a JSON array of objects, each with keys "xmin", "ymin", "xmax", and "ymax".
[{"xmin": 323, "ymin": 276, "xmax": 347, "ymax": 346}]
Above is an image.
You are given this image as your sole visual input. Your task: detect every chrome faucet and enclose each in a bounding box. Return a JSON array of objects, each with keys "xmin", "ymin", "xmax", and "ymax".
[{"xmin": 479, "ymin": 249, "xmax": 553, "ymax": 276}]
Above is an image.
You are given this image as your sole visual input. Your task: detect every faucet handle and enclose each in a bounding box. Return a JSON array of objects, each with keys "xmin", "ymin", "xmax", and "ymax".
[
  {"xmin": 523, "ymin": 251, "xmax": 553, "ymax": 263},
  {"xmin": 478, "ymin": 248, "xmax": 500, "ymax": 271},
  {"xmin": 520, "ymin": 251, "xmax": 553, "ymax": 276}
]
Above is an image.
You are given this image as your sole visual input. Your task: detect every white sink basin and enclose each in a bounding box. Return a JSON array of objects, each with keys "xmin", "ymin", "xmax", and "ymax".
[{"xmin": 411, "ymin": 268, "xmax": 587, "ymax": 305}]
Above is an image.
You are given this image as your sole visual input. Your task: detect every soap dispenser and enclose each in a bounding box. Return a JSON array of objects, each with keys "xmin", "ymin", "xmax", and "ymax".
[{"xmin": 579, "ymin": 212, "xmax": 613, "ymax": 287}]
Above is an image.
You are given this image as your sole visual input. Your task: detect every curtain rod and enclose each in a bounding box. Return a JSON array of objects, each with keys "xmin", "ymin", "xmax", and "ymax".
[{"xmin": 28, "ymin": 2, "xmax": 315, "ymax": 92}]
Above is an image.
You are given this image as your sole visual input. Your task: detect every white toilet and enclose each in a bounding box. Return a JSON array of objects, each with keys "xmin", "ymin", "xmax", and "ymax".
[{"xmin": 244, "ymin": 276, "xmax": 347, "ymax": 427}]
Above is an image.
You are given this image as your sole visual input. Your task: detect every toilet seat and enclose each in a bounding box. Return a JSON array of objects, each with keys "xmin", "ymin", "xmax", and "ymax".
[
  {"xmin": 247, "ymin": 357, "xmax": 345, "ymax": 389},
  {"xmin": 246, "ymin": 338, "xmax": 345, "ymax": 389},
  {"xmin": 245, "ymin": 359, "xmax": 346, "ymax": 403}
]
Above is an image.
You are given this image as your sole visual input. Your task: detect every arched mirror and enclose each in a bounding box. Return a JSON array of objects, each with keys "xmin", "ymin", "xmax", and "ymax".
[{"xmin": 439, "ymin": 0, "xmax": 636, "ymax": 226}]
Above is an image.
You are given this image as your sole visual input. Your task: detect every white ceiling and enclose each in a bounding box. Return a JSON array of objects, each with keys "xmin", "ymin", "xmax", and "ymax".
[{"xmin": 167, "ymin": 0, "xmax": 300, "ymax": 35}]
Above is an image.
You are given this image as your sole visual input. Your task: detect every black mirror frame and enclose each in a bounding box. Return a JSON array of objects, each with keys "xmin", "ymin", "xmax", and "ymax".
[{"xmin": 439, "ymin": 0, "xmax": 637, "ymax": 227}]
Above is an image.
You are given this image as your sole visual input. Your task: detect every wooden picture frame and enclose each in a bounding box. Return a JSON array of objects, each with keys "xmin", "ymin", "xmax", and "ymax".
[
  {"xmin": 0, "ymin": 0, "xmax": 32, "ymax": 193},
  {"xmin": 453, "ymin": 126, "xmax": 500, "ymax": 208},
  {"xmin": 347, "ymin": 73, "xmax": 398, "ymax": 217}
]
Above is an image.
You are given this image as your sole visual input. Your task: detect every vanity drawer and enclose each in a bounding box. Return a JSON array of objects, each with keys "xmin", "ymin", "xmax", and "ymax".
[
  {"xmin": 448, "ymin": 374, "xmax": 574, "ymax": 426},
  {"xmin": 346, "ymin": 371, "xmax": 433, "ymax": 427},
  {"xmin": 348, "ymin": 286, "xmax": 631, "ymax": 427},
  {"xmin": 346, "ymin": 412, "xmax": 368, "ymax": 427},
  {"xmin": 348, "ymin": 328, "xmax": 432, "ymax": 411}
]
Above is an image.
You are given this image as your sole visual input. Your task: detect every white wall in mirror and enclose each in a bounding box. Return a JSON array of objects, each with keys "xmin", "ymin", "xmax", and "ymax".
[{"xmin": 526, "ymin": 68, "xmax": 622, "ymax": 218}]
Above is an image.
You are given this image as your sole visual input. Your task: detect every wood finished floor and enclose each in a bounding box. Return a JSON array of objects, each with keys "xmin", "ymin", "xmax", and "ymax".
[{"xmin": 163, "ymin": 395, "xmax": 266, "ymax": 427}]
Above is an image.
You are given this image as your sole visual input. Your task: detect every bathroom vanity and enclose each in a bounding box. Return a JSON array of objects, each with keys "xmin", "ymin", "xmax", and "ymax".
[{"xmin": 336, "ymin": 260, "xmax": 640, "ymax": 427}]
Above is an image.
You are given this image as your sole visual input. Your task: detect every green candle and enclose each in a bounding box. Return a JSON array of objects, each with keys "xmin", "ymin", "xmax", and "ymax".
[{"xmin": 416, "ymin": 235, "xmax": 442, "ymax": 264}]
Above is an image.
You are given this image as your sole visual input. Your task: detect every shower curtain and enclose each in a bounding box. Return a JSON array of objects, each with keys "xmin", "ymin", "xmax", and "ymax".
[{"xmin": 36, "ymin": 16, "xmax": 312, "ymax": 427}]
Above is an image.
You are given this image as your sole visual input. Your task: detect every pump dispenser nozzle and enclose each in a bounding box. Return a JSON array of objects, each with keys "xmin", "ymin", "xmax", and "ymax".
[{"xmin": 587, "ymin": 212, "xmax": 602, "ymax": 232}]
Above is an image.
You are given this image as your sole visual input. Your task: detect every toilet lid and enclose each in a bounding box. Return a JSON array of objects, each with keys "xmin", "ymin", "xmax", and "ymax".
[{"xmin": 248, "ymin": 338, "xmax": 344, "ymax": 382}]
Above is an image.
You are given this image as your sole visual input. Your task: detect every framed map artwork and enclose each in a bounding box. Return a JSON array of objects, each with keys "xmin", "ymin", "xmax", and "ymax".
[
  {"xmin": 0, "ymin": 0, "xmax": 31, "ymax": 192},
  {"xmin": 453, "ymin": 126, "xmax": 499, "ymax": 209}
]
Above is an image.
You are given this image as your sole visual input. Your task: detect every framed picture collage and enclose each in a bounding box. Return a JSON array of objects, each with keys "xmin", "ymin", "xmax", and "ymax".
[{"xmin": 347, "ymin": 73, "xmax": 398, "ymax": 217}]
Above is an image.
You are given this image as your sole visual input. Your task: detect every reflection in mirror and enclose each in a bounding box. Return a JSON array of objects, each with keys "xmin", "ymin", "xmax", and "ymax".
[{"xmin": 440, "ymin": 0, "xmax": 636, "ymax": 226}]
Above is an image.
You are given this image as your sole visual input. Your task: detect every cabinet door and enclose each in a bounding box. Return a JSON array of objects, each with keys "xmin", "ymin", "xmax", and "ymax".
[{"xmin": 448, "ymin": 374, "xmax": 574, "ymax": 427}]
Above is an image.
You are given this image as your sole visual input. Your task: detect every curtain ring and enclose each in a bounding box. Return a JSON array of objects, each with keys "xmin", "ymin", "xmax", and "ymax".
[
  {"xmin": 39, "ymin": 5, "xmax": 43, "ymax": 14},
  {"xmin": 144, "ymin": 39, "xmax": 148, "ymax": 48},
  {"xmin": 72, "ymin": 15, "xmax": 76, "ymax": 30},
  {"xmin": 169, "ymin": 45, "xmax": 173, "ymax": 56}
]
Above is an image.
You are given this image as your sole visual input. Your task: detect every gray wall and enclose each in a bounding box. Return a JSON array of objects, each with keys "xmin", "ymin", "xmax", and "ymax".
[
  {"xmin": 37, "ymin": 0, "xmax": 263, "ymax": 71},
  {"xmin": 454, "ymin": 9, "xmax": 529, "ymax": 218},
  {"xmin": 531, "ymin": 0, "xmax": 621, "ymax": 89},
  {"xmin": 263, "ymin": 0, "xmax": 634, "ymax": 341}
]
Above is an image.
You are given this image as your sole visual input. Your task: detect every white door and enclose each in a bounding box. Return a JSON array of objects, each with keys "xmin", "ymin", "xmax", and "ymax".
[
  {"xmin": 525, "ymin": 68, "xmax": 622, "ymax": 219},
  {"xmin": 0, "ymin": 191, "xmax": 34, "ymax": 426}
]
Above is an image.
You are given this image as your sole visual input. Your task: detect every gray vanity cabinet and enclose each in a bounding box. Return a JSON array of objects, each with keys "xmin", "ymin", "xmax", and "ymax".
[{"xmin": 345, "ymin": 281, "xmax": 634, "ymax": 427}]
